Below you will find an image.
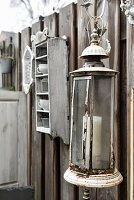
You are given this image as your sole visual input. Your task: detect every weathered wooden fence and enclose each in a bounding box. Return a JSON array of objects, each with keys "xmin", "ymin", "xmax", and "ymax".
[{"xmin": 0, "ymin": 1, "xmax": 130, "ymax": 199}]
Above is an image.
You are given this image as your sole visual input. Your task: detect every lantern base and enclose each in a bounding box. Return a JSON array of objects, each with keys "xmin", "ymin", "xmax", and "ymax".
[{"xmin": 64, "ymin": 168, "xmax": 123, "ymax": 188}]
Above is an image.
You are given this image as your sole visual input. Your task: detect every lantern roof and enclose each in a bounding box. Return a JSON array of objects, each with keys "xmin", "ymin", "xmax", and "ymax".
[
  {"xmin": 70, "ymin": 62, "xmax": 118, "ymax": 76},
  {"xmin": 80, "ymin": 28, "xmax": 111, "ymax": 60},
  {"xmin": 80, "ymin": 45, "xmax": 108, "ymax": 59}
]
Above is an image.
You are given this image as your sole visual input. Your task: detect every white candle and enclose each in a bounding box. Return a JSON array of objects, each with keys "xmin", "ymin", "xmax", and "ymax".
[
  {"xmin": 92, "ymin": 116, "xmax": 102, "ymax": 169},
  {"xmin": 82, "ymin": 116, "xmax": 102, "ymax": 169},
  {"xmin": 85, "ymin": 117, "xmax": 91, "ymax": 169}
]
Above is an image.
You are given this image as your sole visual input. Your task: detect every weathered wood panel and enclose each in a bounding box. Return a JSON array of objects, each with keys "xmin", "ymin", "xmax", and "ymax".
[
  {"xmin": 48, "ymin": 38, "xmax": 69, "ymax": 144},
  {"xmin": 31, "ymin": 20, "xmax": 43, "ymax": 200},
  {"xmin": 77, "ymin": 0, "xmax": 93, "ymax": 69},
  {"xmin": 59, "ymin": 3, "xmax": 77, "ymax": 200},
  {"xmin": 126, "ymin": 2, "xmax": 134, "ymax": 197},
  {"xmin": 120, "ymin": 40, "xmax": 127, "ymax": 200},
  {"xmin": 96, "ymin": 0, "xmax": 120, "ymax": 199},
  {"xmin": 43, "ymin": 13, "xmax": 59, "ymax": 200},
  {"xmin": 0, "ymin": 91, "xmax": 27, "ymax": 187},
  {"xmin": 12, "ymin": 33, "xmax": 21, "ymax": 91},
  {"xmin": 21, "ymin": 27, "xmax": 32, "ymax": 188},
  {"xmin": 44, "ymin": 13, "xmax": 58, "ymax": 37}
]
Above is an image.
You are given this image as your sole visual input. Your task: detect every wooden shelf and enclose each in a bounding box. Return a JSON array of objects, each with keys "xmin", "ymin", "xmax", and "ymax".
[
  {"xmin": 37, "ymin": 109, "xmax": 49, "ymax": 113},
  {"xmin": 35, "ymin": 74, "xmax": 48, "ymax": 78},
  {"xmin": 35, "ymin": 55, "xmax": 47, "ymax": 60},
  {"xmin": 35, "ymin": 40, "xmax": 50, "ymax": 135},
  {"xmin": 36, "ymin": 127, "xmax": 50, "ymax": 134},
  {"xmin": 36, "ymin": 41, "xmax": 47, "ymax": 48},
  {"xmin": 36, "ymin": 92, "xmax": 49, "ymax": 95}
]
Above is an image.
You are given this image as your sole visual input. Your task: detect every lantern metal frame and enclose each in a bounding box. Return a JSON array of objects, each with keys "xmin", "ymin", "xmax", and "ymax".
[{"xmin": 64, "ymin": 64, "xmax": 123, "ymax": 188}]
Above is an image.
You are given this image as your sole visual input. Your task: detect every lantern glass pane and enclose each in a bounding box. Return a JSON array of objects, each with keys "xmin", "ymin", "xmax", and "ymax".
[
  {"xmin": 92, "ymin": 76, "xmax": 114, "ymax": 170},
  {"xmin": 71, "ymin": 78, "xmax": 91, "ymax": 167}
]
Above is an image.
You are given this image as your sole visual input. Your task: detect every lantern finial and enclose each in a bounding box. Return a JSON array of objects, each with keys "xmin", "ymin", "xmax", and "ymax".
[{"xmin": 90, "ymin": 28, "xmax": 100, "ymax": 45}]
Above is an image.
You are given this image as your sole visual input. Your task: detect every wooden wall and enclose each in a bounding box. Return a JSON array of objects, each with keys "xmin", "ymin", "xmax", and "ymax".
[{"xmin": 0, "ymin": 1, "xmax": 131, "ymax": 199}]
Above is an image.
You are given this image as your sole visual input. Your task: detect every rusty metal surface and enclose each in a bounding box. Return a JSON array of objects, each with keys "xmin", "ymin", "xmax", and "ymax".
[
  {"xmin": 69, "ymin": 164, "xmax": 114, "ymax": 175},
  {"xmin": 80, "ymin": 44, "xmax": 108, "ymax": 59},
  {"xmin": 70, "ymin": 66, "xmax": 118, "ymax": 76},
  {"xmin": 64, "ymin": 168, "xmax": 123, "ymax": 188}
]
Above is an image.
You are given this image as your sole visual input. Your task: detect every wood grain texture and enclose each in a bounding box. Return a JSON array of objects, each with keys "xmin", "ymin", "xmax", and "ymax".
[
  {"xmin": 17, "ymin": 33, "xmax": 22, "ymax": 91},
  {"xmin": 120, "ymin": 12, "xmax": 126, "ymax": 41},
  {"xmin": 96, "ymin": 1, "xmax": 120, "ymax": 199},
  {"xmin": 48, "ymin": 38, "xmax": 69, "ymax": 144},
  {"xmin": 77, "ymin": 0, "xmax": 93, "ymax": 68},
  {"xmin": 126, "ymin": 4, "xmax": 134, "ymax": 198},
  {"xmin": 12, "ymin": 33, "xmax": 21, "ymax": 91},
  {"xmin": 0, "ymin": 91, "xmax": 27, "ymax": 187},
  {"xmin": 21, "ymin": 27, "xmax": 32, "ymax": 188},
  {"xmin": 59, "ymin": 3, "xmax": 77, "ymax": 200},
  {"xmin": 44, "ymin": 13, "xmax": 60, "ymax": 200},
  {"xmin": 59, "ymin": 3, "xmax": 77, "ymax": 71},
  {"xmin": 44, "ymin": 13, "xmax": 58, "ymax": 37},
  {"xmin": 18, "ymin": 92, "xmax": 28, "ymax": 186},
  {"xmin": 120, "ymin": 40, "xmax": 127, "ymax": 200}
]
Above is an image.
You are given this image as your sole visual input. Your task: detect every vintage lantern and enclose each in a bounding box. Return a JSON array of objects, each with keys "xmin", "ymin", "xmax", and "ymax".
[{"xmin": 64, "ymin": 27, "xmax": 123, "ymax": 192}]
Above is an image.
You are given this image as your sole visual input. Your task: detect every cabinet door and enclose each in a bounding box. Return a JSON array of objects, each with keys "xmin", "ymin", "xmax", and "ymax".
[
  {"xmin": 0, "ymin": 91, "xmax": 27, "ymax": 187},
  {"xmin": 48, "ymin": 38, "xmax": 69, "ymax": 144}
]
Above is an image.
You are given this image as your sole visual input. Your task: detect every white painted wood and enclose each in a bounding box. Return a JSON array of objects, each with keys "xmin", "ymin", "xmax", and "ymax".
[
  {"xmin": 48, "ymin": 38, "xmax": 69, "ymax": 144},
  {"xmin": 34, "ymin": 38, "xmax": 69, "ymax": 144},
  {"xmin": 35, "ymin": 41, "xmax": 50, "ymax": 134},
  {"xmin": 0, "ymin": 91, "xmax": 27, "ymax": 187},
  {"xmin": 22, "ymin": 45, "xmax": 33, "ymax": 94}
]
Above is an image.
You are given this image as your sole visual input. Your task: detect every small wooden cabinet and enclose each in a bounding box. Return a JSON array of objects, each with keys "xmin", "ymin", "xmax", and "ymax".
[
  {"xmin": 35, "ymin": 41, "xmax": 50, "ymax": 134},
  {"xmin": 35, "ymin": 37, "xmax": 69, "ymax": 144}
]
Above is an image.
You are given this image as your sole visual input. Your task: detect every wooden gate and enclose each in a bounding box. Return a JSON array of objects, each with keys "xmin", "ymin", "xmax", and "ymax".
[{"xmin": 0, "ymin": 91, "xmax": 27, "ymax": 187}]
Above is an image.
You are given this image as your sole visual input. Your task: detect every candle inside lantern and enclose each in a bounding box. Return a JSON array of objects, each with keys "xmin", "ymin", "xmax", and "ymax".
[
  {"xmin": 92, "ymin": 116, "xmax": 102, "ymax": 169},
  {"xmin": 83, "ymin": 116, "xmax": 102, "ymax": 169}
]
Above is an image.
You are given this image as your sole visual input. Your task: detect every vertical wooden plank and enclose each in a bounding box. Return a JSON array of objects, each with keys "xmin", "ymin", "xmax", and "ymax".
[
  {"xmin": 17, "ymin": 33, "xmax": 22, "ymax": 91},
  {"xmin": 126, "ymin": 1, "xmax": 134, "ymax": 198},
  {"xmin": 77, "ymin": 0, "xmax": 94, "ymax": 69},
  {"xmin": 44, "ymin": 13, "xmax": 58, "ymax": 37},
  {"xmin": 120, "ymin": 39, "xmax": 127, "ymax": 199},
  {"xmin": 31, "ymin": 20, "xmax": 43, "ymax": 200},
  {"xmin": 43, "ymin": 14, "xmax": 59, "ymax": 200},
  {"xmin": 59, "ymin": 3, "xmax": 77, "ymax": 72},
  {"xmin": 12, "ymin": 33, "xmax": 21, "ymax": 91},
  {"xmin": 120, "ymin": 12, "xmax": 126, "ymax": 41},
  {"xmin": 59, "ymin": 3, "xmax": 77, "ymax": 200},
  {"xmin": 21, "ymin": 27, "xmax": 31, "ymax": 187},
  {"xmin": 3, "ymin": 37, "xmax": 13, "ymax": 89},
  {"xmin": 18, "ymin": 92, "xmax": 28, "ymax": 186},
  {"xmin": 77, "ymin": 1, "xmax": 97, "ymax": 199},
  {"xmin": 96, "ymin": 1, "xmax": 120, "ymax": 199}
]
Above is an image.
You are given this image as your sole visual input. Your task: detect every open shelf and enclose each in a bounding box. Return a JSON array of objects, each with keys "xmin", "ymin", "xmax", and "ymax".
[
  {"xmin": 35, "ymin": 55, "xmax": 47, "ymax": 61},
  {"xmin": 36, "ymin": 127, "xmax": 50, "ymax": 134},
  {"xmin": 35, "ymin": 74, "xmax": 48, "ymax": 78},
  {"xmin": 37, "ymin": 109, "xmax": 49, "ymax": 113},
  {"xmin": 35, "ymin": 41, "xmax": 50, "ymax": 134},
  {"xmin": 36, "ymin": 92, "xmax": 49, "ymax": 95}
]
